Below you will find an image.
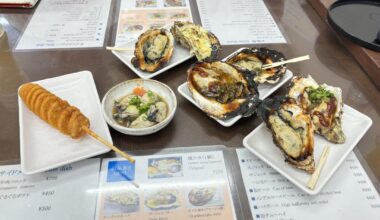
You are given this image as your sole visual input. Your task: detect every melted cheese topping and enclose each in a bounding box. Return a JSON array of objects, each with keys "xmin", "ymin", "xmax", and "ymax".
[
  {"xmin": 234, "ymin": 59, "xmax": 262, "ymax": 71},
  {"xmin": 179, "ymin": 26, "xmax": 212, "ymax": 60},
  {"xmin": 194, "ymin": 74, "xmax": 218, "ymax": 90},
  {"xmin": 288, "ymin": 75, "xmax": 318, "ymax": 99}
]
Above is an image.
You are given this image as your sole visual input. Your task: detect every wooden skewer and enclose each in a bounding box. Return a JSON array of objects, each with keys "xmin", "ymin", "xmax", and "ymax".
[
  {"xmin": 262, "ymin": 55, "xmax": 310, "ymax": 69},
  {"xmin": 83, "ymin": 127, "xmax": 139, "ymax": 188},
  {"xmin": 82, "ymin": 126, "xmax": 135, "ymax": 163},
  {"xmin": 307, "ymin": 145, "xmax": 330, "ymax": 190},
  {"xmin": 106, "ymin": 46, "xmax": 134, "ymax": 52}
]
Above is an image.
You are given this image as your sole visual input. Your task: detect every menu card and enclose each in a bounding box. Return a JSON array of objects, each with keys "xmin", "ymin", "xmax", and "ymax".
[
  {"xmin": 0, "ymin": 159, "xmax": 101, "ymax": 220},
  {"xmin": 196, "ymin": 0, "xmax": 286, "ymax": 45},
  {"xmin": 114, "ymin": 0, "xmax": 193, "ymax": 46},
  {"xmin": 237, "ymin": 148, "xmax": 380, "ymax": 220},
  {"xmin": 95, "ymin": 151, "xmax": 236, "ymax": 220},
  {"xmin": 16, "ymin": 0, "xmax": 111, "ymax": 50}
]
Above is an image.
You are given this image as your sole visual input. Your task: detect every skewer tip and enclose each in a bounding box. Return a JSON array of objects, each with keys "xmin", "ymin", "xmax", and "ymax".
[{"xmin": 83, "ymin": 126, "xmax": 135, "ymax": 164}]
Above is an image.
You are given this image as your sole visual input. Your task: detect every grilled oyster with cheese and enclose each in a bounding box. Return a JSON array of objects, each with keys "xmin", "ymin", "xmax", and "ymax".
[
  {"xmin": 145, "ymin": 190, "xmax": 180, "ymax": 210},
  {"xmin": 188, "ymin": 187, "xmax": 216, "ymax": 206},
  {"xmin": 188, "ymin": 61, "xmax": 259, "ymax": 119},
  {"xmin": 259, "ymin": 97, "xmax": 315, "ymax": 173},
  {"xmin": 131, "ymin": 28, "xmax": 174, "ymax": 72},
  {"xmin": 105, "ymin": 192, "xmax": 139, "ymax": 213},
  {"xmin": 288, "ymin": 76, "xmax": 345, "ymax": 143},
  {"xmin": 171, "ymin": 21, "xmax": 221, "ymax": 62},
  {"xmin": 226, "ymin": 48, "xmax": 286, "ymax": 84}
]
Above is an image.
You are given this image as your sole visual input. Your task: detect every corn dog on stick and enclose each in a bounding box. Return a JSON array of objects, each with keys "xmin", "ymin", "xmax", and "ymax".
[{"xmin": 19, "ymin": 83, "xmax": 135, "ymax": 163}]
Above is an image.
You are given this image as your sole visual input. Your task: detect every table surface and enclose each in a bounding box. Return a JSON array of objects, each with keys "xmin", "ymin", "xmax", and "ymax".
[{"xmin": 0, "ymin": 0, "xmax": 379, "ymax": 196}]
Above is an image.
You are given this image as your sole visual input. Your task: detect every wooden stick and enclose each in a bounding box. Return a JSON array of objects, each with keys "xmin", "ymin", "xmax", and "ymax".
[
  {"xmin": 83, "ymin": 127, "xmax": 139, "ymax": 188},
  {"xmin": 307, "ymin": 145, "xmax": 330, "ymax": 190},
  {"xmin": 262, "ymin": 55, "xmax": 310, "ymax": 69},
  {"xmin": 106, "ymin": 46, "xmax": 134, "ymax": 52},
  {"xmin": 82, "ymin": 126, "xmax": 135, "ymax": 163}
]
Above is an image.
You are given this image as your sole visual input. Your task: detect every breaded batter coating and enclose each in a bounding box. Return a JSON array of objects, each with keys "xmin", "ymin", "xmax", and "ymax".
[{"xmin": 19, "ymin": 83, "xmax": 90, "ymax": 139}]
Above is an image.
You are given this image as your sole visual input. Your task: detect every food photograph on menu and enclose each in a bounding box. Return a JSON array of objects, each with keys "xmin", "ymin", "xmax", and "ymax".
[{"xmin": 148, "ymin": 157, "xmax": 183, "ymax": 179}]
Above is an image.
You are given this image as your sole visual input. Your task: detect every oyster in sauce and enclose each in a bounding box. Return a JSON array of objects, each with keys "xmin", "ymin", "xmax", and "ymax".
[
  {"xmin": 226, "ymin": 48, "xmax": 286, "ymax": 84},
  {"xmin": 188, "ymin": 61, "xmax": 259, "ymax": 119},
  {"xmin": 113, "ymin": 87, "xmax": 168, "ymax": 128},
  {"xmin": 171, "ymin": 21, "xmax": 221, "ymax": 62},
  {"xmin": 288, "ymin": 76, "xmax": 345, "ymax": 143},
  {"xmin": 259, "ymin": 97, "xmax": 315, "ymax": 173},
  {"xmin": 131, "ymin": 28, "xmax": 174, "ymax": 72}
]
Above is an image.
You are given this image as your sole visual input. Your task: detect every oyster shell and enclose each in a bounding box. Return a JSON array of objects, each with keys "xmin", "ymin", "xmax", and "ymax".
[
  {"xmin": 226, "ymin": 48, "xmax": 286, "ymax": 84},
  {"xmin": 131, "ymin": 28, "xmax": 174, "ymax": 72},
  {"xmin": 188, "ymin": 187, "xmax": 216, "ymax": 206},
  {"xmin": 259, "ymin": 97, "xmax": 315, "ymax": 173},
  {"xmin": 188, "ymin": 61, "xmax": 259, "ymax": 119},
  {"xmin": 288, "ymin": 75, "xmax": 345, "ymax": 143},
  {"xmin": 145, "ymin": 190, "xmax": 180, "ymax": 210},
  {"xmin": 171, "ymin": 21, "xmax": 221, "ymax": 62}
]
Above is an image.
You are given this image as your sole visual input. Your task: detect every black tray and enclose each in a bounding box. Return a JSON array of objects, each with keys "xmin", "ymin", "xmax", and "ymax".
[{"xmin": 327, "ymin": 0, "xmax": 380, "ymax": 52}]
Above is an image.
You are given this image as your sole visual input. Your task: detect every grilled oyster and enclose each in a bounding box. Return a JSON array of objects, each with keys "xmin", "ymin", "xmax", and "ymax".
[
  {"xmin": 226, "ymin": 48, "xmax": 286, "ymax": 84},
  {"xmin": 145, "ymin": 190, "xmax": 180, "ymax": 210},
  {"xmin": 106, "ymin": 192, "xmax": 139, "ymax": 213},
  {"xmin": 171, "ymin": 21, "xmax": 221, "ymax": 62},
  {"xmin": 188, "ymin": 187, "xmax": 216, "ymax": 206},
  {"xmin": 188, "ymin": 61, "xmax": 259, "ymax": 119},
  {"xmin": 288, "ymin": 76, "xmax": 345, "ymax": 143},
  {"xmin": 259, "ymin": 97, "xmax": 315, "ymax": 173},
  {"xmin": 131, "ymin": 28, "xmax": 174, "ymax": 72}
]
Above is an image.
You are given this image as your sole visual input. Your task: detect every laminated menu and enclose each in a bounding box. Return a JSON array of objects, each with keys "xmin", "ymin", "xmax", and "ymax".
[
  {"xmin": 16, "ymin": 0, "xmax": 111, "ymax": 50},
  {"xmin": 114, "ymin": 0, "xmax": 193, "ymax": 46},
  {"xmin": 0, "ymin": 159, "xmax": 101, "ymax": 220},
  {"xmin": 196, "ymin": 0, "xmax": 286, "ymax": 45},
  {"xmin": 95, "ymin": 150, "xmax": 236, "ymax": 220},
  {"xmin": 237, "ymin": 148, "xmax": 380, "ymax": 220}
]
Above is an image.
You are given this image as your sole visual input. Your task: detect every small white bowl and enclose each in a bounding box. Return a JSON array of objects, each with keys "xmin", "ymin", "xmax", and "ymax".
[{"xmin": 102, "ymin": 79, "xmax": 177, "ymax": 136}]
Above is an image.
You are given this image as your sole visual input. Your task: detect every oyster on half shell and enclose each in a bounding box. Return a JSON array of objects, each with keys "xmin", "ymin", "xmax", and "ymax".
[
  {"xmin": 188, "ymin": 61, "xmax": 259, "ymax": 119},
  {"xmin": 171, "ymin": 21, "xmax": 221, "ymax": 62},
  {"xmin": 131, "ymin": 28, "xmax": 174, "ymax": 72},
  {"xmin": 188, "ymin": 187, "xmax": 216, "ymax": 206},
  {"xmin": 259, "ymin": 97, "xmax": 315, "ymax": 173},
  {"xmin": 226, "ymin": 48, "xmax": 286, "ymax": 84},
  {"xmin": 288, "ymin": 75, "xmax": 346, "ymax": 143}
]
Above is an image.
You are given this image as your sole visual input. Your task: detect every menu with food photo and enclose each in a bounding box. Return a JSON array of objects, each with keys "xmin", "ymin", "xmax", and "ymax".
[
  {"xmin": 95, "ymin": 150, "xmax": 236, "ymax": 220},
  {"xmin": 114, "ymin": 0, "xmax": 193, "ymax": 46}
]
